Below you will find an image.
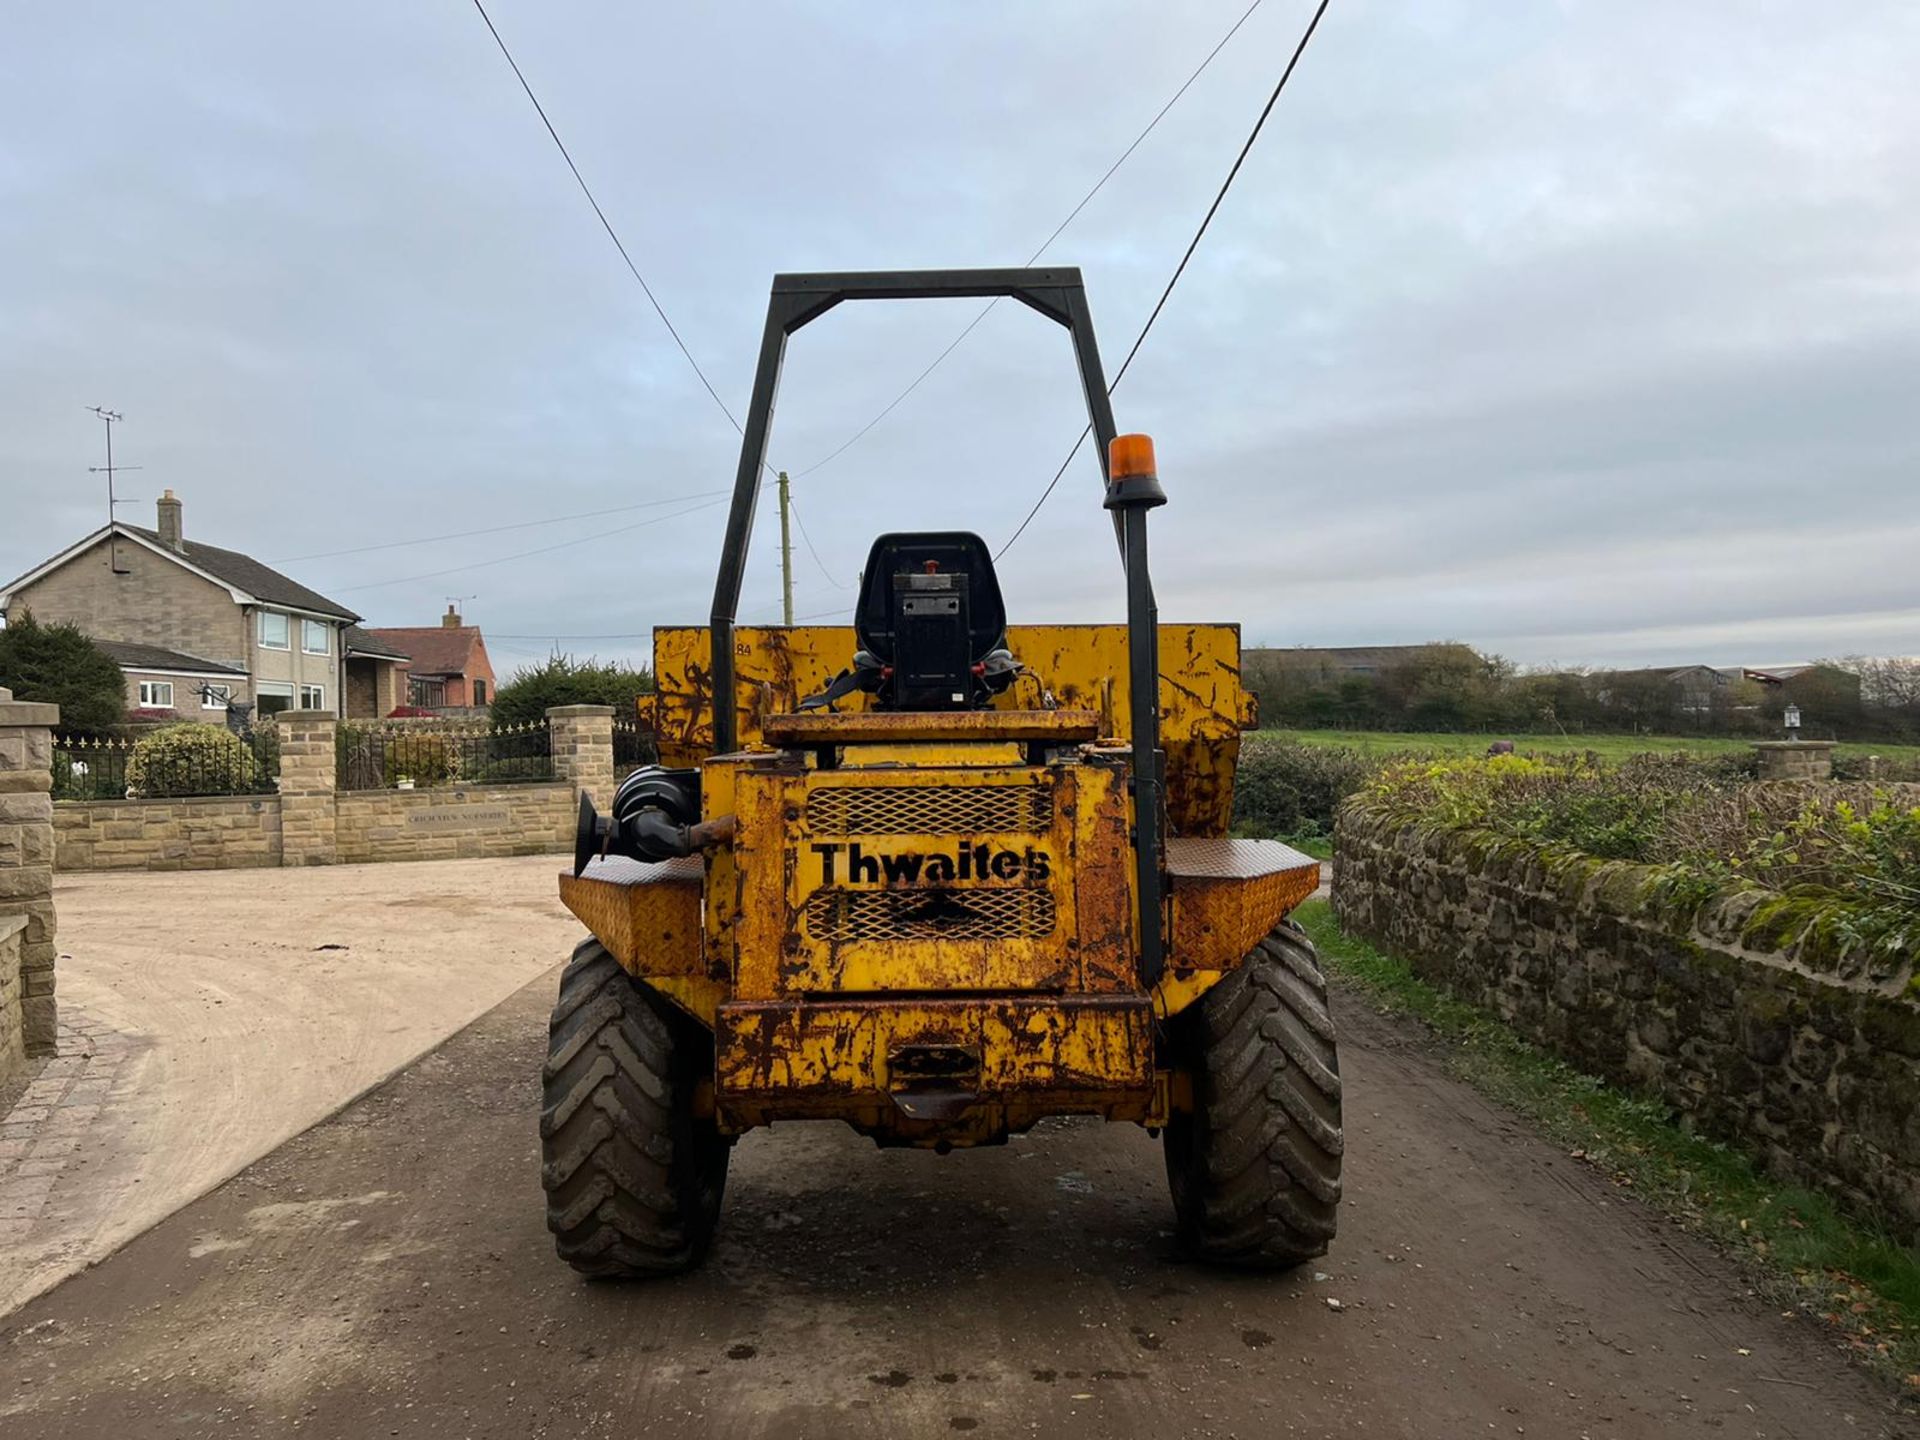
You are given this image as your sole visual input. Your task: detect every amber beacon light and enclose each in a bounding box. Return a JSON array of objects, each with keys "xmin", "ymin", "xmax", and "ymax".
[{"xmin": 1108, "ymin": 432, "xmax": 1157, "ymax": 480}]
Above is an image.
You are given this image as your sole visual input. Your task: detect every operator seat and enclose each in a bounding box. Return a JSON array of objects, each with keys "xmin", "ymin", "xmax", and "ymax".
[{"xmin": 800, "ymin": 531, "xmax": 1019, "ymax": 712}]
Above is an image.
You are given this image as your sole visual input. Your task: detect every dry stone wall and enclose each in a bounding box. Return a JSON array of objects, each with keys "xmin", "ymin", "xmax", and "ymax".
[{"xmin": 1333, "ymin": 807, "xmax": 1920, "ymax": 1245}]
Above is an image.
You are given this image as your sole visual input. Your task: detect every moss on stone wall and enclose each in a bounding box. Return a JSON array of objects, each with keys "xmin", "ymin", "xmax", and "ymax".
[{"xmin": 1333, "ymin": 800, "xmax": 1920, "ymax": 1246}]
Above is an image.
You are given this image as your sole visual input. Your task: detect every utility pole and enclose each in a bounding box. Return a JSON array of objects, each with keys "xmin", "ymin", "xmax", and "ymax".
[
  {"xmin": 86, "ymin": 406, "xmax": 141, "ymax": 576},
  {"xmin": 776, "ymin": 470, "xmax": 794, "ymax": 627}
]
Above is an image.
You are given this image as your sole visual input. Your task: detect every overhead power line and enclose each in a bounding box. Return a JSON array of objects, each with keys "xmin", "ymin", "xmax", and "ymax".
[
  {"xmin": 792, "ymin": 0, "xmax": 1268, "ymax": 480},
  {"xmin": 997, "ymin": 0, "xmax": 1333, "ymax": 560},
  {"xmin": 330, "ymin": 495, "xmax": 729, "ymax": 594},
  {"xmin": 786, "ymin": 494, "xmax": 850, "ymax": 589},
  {"xmin": 469, "ymin": 0, "xmax": 744, "ymax": 437},
  {"xmin": 274, "ymin": 490, "xmax": 729, "ymax": 564}
]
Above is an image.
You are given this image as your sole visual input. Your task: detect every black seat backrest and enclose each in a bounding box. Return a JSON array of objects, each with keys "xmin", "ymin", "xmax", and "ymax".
[{"xmin": 855, "ymin": 531, "xmax": 1007, "ymax": 665}]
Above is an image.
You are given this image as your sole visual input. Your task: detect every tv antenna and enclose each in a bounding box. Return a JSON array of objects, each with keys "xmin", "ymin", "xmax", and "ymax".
[{"xmin": 86, "ymin": 406, "xmax": 142, "ymax": 575}]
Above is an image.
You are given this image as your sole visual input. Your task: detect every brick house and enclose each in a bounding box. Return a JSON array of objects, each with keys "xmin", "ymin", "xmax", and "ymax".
[
  {"xmin": 0, "ymin": 490, "xmax": 404, "ymax": 722},
  {"xmin": 343, "ymin": 627, "xmax": 412, "ymax": 718},
  {"xmin": 362, "ymin": 607, "xmax": 498, "ymax": 712}
]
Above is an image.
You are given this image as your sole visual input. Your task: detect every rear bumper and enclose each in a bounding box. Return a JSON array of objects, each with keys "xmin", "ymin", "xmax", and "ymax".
[{"xmin": 714, "ymin": 994, "xmax": 1155, "ymax": 1145}]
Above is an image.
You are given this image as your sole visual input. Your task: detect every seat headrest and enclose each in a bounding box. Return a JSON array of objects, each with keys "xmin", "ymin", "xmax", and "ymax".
[{"xmin": 854, "ymin": 531, "xmax": 1008, "ymax": 664}]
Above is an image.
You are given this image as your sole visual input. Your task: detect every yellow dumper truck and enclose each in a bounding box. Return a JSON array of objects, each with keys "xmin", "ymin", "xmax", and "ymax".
[{"xmin": 546, "ymin": 269, "xmax": 1340, "ymax": 1276}]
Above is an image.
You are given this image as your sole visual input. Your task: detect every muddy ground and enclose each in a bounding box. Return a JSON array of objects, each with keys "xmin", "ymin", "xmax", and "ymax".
[{"xmin": 1, "ymin": 969, "xmax": 1909, "ymax": 1439}]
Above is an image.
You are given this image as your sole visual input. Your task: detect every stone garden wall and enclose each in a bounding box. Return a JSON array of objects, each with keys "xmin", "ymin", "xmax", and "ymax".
[
  {"xmin": 53, "ymin": 795, "xmax": 282, "ymax": 872},
  {"xmin": 0, "ymin": 915, "xmax": 24, "ymax": 1082},
  {"xmin": 0, "ymin": 689, "xmax": 58, "ymax": 1083},
  {"xmin": 51, "ymin": 705, "xmax": 614, "ymax": 874},
  {"xmin": 335, "ymin": 783, "xmax": 574, "ymax": 864},
  {"xmin": 1333, "ymin": 807, "xmax": 1920, "ymax": 1244}
]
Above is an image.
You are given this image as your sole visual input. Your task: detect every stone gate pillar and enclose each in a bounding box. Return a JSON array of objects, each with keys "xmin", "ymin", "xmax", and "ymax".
[
  {"xmin": 549, "ymin": 705, "xmax": 616, "ymax": 812},
  {"xmin": 275, "ymin": 711, "xmax": 339, "ymax": 866},
  {"xmin": 1752, "ymin": 740, "xmax": 1836, "ymax": 781},
  {"xmin": 0, "ymin": 687, "xmax": 59, "ymax": 1067}
]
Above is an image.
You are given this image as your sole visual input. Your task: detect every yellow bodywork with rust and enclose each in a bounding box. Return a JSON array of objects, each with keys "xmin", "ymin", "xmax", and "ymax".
[
  {"xmin": 648, "ymin": 623, "xmax": 1254, "ymax": 835},
  {"xmin": 556, "ymin": 622, "xmax": 1316, "ymax": 1148}
]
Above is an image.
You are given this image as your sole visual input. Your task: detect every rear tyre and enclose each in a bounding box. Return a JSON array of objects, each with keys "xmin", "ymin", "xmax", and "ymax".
[
  {"xmin": 541, "ymin": 938, "xmax": 729, "ymax": 1277},
  {"xmin": 1163, "ymin": 918, "xmax": 1343, "ymax": 1267}
]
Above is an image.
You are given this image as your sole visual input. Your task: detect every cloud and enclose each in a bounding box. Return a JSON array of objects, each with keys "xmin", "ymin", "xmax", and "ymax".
[{"xmin": 2, "ymin": 0, "xmax": 1915, "ymax": 677}]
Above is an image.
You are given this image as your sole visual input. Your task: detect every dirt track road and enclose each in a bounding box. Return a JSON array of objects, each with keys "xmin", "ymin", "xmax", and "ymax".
[
  {"xmin": 1, "ymin": 969, "xmax": 1908, "ymax": 1439},
  {"xmin": 1, "ymin": 859, "xmax": 577, "ymax": 1316}
]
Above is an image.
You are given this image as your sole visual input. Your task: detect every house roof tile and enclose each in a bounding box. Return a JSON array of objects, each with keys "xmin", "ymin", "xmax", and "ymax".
[
  {"xmin": 362, "ymin": 626, "xmax": 482, "ymax": 678},
  {"xmin": 343, "ymin": 625, "xmax": 410, "ymax": 661},
  {"xmin": 120, "ymin": 525, "xmax": 359, "ymax": 621},
  {"xmin": 95, "ymin": 640, "xmax": 247, "ymax": 676}
]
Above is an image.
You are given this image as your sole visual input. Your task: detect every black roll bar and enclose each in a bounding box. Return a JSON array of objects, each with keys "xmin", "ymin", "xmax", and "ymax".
[{"xmin": 706, "ymin": 267, "xmax": 1165, "ymax": 985}]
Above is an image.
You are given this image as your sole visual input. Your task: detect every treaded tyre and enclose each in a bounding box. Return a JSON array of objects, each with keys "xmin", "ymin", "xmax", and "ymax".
[
  {"xmin": 1164, "ymin": 917, "xmax": 1343, "ymax": 1267},
  {"xmin": 541, "ymin": 938, "xmax": 729, "ymax": 1277}
]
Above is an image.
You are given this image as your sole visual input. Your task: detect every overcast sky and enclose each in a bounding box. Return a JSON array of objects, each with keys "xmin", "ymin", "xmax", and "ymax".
[{"xmin": 3, "ymin": 2, "xmax": 1915, "ymax": 675}]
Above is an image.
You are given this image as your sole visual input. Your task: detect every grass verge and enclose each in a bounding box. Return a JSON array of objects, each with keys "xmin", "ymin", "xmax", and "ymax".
[{"xmin": 1293, "ymin": 897, "xmax": 1920, "ymax": 1392}]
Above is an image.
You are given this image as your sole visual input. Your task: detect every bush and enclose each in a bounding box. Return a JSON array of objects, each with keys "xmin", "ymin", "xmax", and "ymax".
[
  {"xmin": 126, "ymin": 723, "xmax": 263, "ymax": 798},
  {"xmin": 1832, "ymin": 750, "xmax": 1920, "ymax": 783},
  {"xmin": 490, "ymin": 653, "xmax": 653, "ymax": 728},
  {"xmin": 383, "ymin": 733, "xmax": 458, "ymax": 787},
  {"xmin": 0, "ymin": 610, "xmax": 128, "ymax": 735},
  {"xmin": 1233, "ymin": 738, "xmax": 1380, "ymax": 842},
  {"xmin": 1355, "ymin": 753, "xmax": 1920, "ymax": 961}
]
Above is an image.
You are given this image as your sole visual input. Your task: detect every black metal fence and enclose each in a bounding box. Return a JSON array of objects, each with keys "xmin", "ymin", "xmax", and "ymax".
[
  {"xmin": 54, "ymin": 727, "xmax": 281, "ymax": 800},
  {"xmin": 612, "ymin": 717, "xmax": 657, "ymax": 779},
  {"xmin": 335, "ymin": 720, "xmax": 553, "ymax": 791}
]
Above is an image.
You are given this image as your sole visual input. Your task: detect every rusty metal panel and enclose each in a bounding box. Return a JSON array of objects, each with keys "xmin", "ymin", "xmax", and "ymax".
[
  {"xmin": 726, "ymin": 754, "xmax": 1135, "ymax": 997},
  {"xmin": 652, "ymin": 622, "xmax": 1248, "ymax": 834},
  {"xmin": 1155, "ymin": 837, "xmax": 1321, "ymax": 1020},
  {"xmin": 558, "ymin": 857, "xmax": 719, "ymax": 1021},
  {"xmin": 1167, "ymin": 836, "xmax": 1320, "ymax": 879},
  {"xmin": 763, "ymin": 709, "xmax": 1100, "ymax": 745},
  {"xmin": 714, "ymin": 994, "xmax": 1154, "ymax": 1140}
]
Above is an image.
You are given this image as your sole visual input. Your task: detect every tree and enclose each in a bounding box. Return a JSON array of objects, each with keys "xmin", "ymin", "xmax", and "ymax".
[
  {"xmin": 489, "ymin": 652, "xmax": 655, "ymax": 728},
  {"xmin": 0, "ymin": 610, "xmax": 127, "ymax": 735}
]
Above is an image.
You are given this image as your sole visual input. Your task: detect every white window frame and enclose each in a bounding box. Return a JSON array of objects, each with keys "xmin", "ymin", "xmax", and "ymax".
[
  {"xmin": 138, "ymin": 680, "xmax": 175, "ymax": 708},
  {"xmin": 200, "ymin": 683, "xmax": 232, "ymax": 711},
  {"xmin": 299, "ymin": 683, "xmax": 326, "ymax": 710},
  {"xmin": 302, "ymin": 619, "xmax": 330, "ymax": 655},
  {"xmin": 255, "ymin": 682, "xmax": 296, "ymax": 716},
  {"xmin": 257, "ymin": 610, "xmax": 290, "ymax": 650}
]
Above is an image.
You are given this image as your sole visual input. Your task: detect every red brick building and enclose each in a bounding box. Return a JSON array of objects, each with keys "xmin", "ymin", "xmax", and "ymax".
[{"xmin": 363, "ymin": 606, "xmax": 499, "ymax": 713}]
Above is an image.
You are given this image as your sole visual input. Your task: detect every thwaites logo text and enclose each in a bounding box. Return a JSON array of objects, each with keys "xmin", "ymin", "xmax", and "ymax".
[{"xmin": 810, "ymin": 841, "xmax": 1051, "ymax": 886}]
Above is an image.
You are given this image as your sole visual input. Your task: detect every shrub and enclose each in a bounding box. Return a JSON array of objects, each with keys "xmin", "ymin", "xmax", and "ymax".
[
  {"xmin": 126, "ymin": 723, "xmax": 263, "ymax": 798},
  {"xmin": 1354, "ymin": 753, "xmax": 1920, "ymax": 961},
  {"xmin": 383, "ymin": 732, "xmax": 458, "ymax": 787},
  {"xmin": 1233, "ymin": 738, "xmax": 1380, "ymax": 842},
  {"xmin": 1832, "ymin": 750, "xmax": 1920, "ymax": 783},
  {"xmin": 0, "ymin": 610, "xmax": 128, "ymax": 735},
  {"xmin": 490, "ymin": 653, "xmax": 653, "ymax": 729}
]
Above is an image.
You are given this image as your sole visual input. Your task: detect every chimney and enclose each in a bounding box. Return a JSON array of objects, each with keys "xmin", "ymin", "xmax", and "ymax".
[
  {"xmin": 443, "ymin": 603, "xmax": 462, "ymax": 629},
  {"xmin": 156, "ymin": 489, "xmax": 184, "ymax": 550}
]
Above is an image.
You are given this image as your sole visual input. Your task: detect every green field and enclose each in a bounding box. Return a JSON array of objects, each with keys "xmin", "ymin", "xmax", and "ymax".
[{"xmin": 1252, "ymin": 728, "xmax": 1920, "ymax": 764}]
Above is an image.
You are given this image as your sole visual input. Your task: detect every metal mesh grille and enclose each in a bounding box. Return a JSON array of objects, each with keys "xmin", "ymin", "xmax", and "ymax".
[
  {"xmin": 808, "ymin": 785, "xmax": 1050, "ymax": 836},
  {"xmin": 803, "ymin": 887, "xmax": 1056, "ymax": 942}
]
